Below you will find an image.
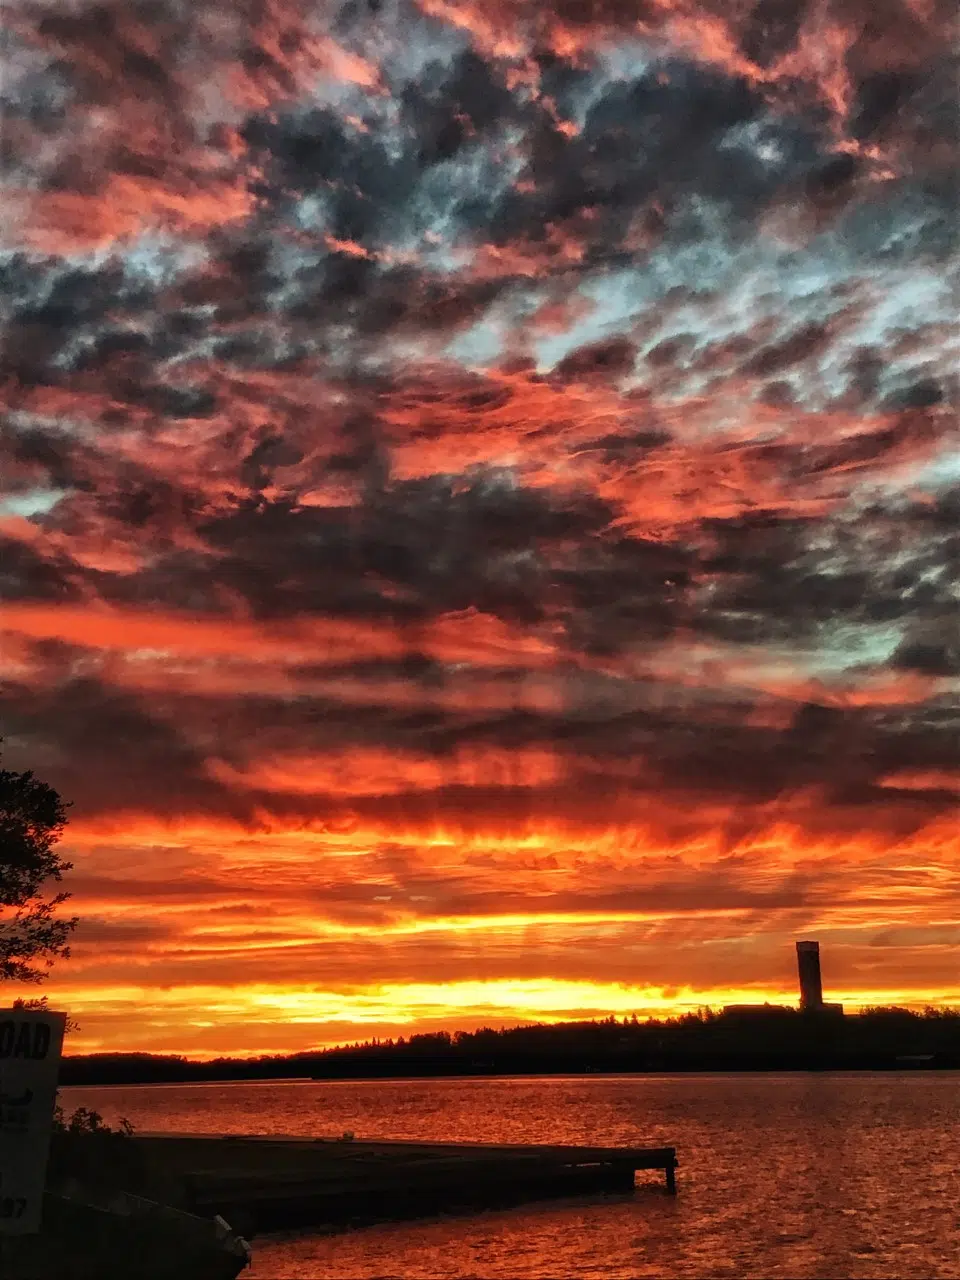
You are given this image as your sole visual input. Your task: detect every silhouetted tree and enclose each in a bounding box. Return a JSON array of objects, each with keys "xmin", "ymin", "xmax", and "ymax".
[{"xmin": 0, "ymin": 748, "xmax": 77, "ymax": 982}]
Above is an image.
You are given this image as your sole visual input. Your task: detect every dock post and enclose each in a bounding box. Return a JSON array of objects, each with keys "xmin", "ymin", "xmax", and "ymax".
[{"xmin": 665, "ymin": 1151, "xmax": 677, "ymax": 1194}]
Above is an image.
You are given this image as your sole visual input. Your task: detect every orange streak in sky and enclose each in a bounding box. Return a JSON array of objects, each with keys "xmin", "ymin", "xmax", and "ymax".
[
  {"xmin": 0, "ymin": 602, "xmax": 560, "ymax": 669},
  {"xmin": 6, "ymin": 176, "xmax": 256, "ymax": 252}
]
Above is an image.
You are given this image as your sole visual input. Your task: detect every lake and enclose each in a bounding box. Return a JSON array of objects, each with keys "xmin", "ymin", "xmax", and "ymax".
[{"xmin": 59, "ymin": 1073, "xmax": 960, "ymax": 1278}]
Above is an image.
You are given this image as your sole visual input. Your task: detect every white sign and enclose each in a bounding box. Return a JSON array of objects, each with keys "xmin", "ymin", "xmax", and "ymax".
[{"xmin": 0, "ymin": 1009, "xmax": 66, "ymax": 1234}]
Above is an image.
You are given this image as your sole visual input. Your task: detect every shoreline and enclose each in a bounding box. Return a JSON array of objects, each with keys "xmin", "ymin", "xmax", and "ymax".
[{"xmin": 59, "ymin": 1063, "xmax": 960, "ymax": 1089}]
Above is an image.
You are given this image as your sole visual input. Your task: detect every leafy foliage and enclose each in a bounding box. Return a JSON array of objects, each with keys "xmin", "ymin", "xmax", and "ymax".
[
  {"xmin": 48, "ymin": 1105, "xmax": 144, "ymax": 1196},
  {"xmin": 0, "ymin": 748, "xmax": 77, "ymax": 981},
  {"xmin": 52, "ymin": 1105, "xmax": 136, "ymax": 1139},
  {"xmin": 12, "ymin": 992, "xmax": 81, "ymax": 1032}
]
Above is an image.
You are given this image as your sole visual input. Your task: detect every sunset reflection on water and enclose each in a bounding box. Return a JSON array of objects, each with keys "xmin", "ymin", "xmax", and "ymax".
[{"xmin": 62, "ymin": 1073, "xmax": 960, "ymax": 1279}]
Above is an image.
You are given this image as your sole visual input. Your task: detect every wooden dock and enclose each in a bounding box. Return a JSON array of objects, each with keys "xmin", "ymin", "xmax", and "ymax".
[{"xmin": 134, "ymin": 1134, "xmax": 678, "ymax": 1236}]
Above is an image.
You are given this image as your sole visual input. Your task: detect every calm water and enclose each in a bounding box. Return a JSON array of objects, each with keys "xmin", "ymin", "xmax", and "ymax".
[{"xmin": 60, "ymin": 1074, "xmax": 960, "ymax": 1278}]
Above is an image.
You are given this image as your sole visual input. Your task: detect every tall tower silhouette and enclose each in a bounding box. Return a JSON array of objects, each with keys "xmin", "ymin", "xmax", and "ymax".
[{"xmin": 796, "ymin": 940, "xmax": 823, "ymax": 1010}]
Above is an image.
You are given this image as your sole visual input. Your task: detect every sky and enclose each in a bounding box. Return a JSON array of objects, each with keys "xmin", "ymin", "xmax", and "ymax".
[{"xmin": 1, "ymin": 0, "xmax": 958, "ymax": 1059}]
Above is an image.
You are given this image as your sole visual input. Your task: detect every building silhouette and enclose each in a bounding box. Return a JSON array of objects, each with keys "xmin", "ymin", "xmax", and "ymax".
[
  {"xmin": 723, "ymin": 940, "xmax": 843, "ymax": 1018},
  {"xmin": 796, "ymin": 939, "xmax": 844, "ymax": 1017},
  {"xmin": 796, "ymin": 940, "xmax": 824, "ymax": 1009}
]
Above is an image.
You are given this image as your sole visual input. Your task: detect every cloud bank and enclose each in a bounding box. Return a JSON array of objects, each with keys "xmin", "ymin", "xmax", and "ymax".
[{"xmin": 1, "ymin": 0, "xmax": 958, "ymax": 1054}]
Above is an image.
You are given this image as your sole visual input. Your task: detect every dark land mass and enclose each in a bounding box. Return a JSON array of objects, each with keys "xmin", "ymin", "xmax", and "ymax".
[{"xmin": 58, "ymin": 1006, "xmax": 960, "ymax": 1086}]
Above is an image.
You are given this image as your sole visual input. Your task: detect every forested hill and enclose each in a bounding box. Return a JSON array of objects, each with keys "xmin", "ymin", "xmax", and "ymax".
[{"xmin": 57, "ymin": 1007, "xmax": 960, "ymax": 1086}]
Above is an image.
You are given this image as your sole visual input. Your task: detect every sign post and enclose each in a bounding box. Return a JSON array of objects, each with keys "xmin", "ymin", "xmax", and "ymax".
[{"xmin": 0, "ymin": 1008, "xmax": 67, "ymax": 1234}]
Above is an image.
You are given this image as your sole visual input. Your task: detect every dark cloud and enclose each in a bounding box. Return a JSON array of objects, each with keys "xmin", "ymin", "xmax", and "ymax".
[
  {"xmin": 553, "ymin": 337, "xmax": 636, "ymax": 382},
  {"xmin": 0, "ymin": 536, "xmax": 79, "ymax": 601},
  {"xmin": 187, "ymin": 472, "xmax": 620, "ymax": 625},
  {"xmin": 72, "ymin": 917, "xmax": 174, "ymax": 946},
  {"xmin": 0, "ymin": 676, "xmax": 241, "ymax": 819},
  {"xmin": 697, "ymin": 497, "xmax": 957, "ymax": 644},
  {"xmin": 892, "ymin": 638, "xmax": 960, "ymax": 677},
  {"xmin": 740, "ymin": 323, "xmax": 832, "ymax": 377},
  {"xmin": 406, "ymin": 48, "xmax": 517, "ymax": 164},
  {"xmin": 482, "ymin": 58, "xmax": 799, "ymax": 260},
  {"xmin": 852, "ymin": 69, "xmax": 924, "ymax": 142},
  {"xmin": 802, "ymin": 153, "xmax": 859, "ymax": 212},
  {"xmin": 880, "ymin": 377, "xmax": 945, "ymax": 412},
  {"xmin": 739, "ymin": 0, "xmax": 806, "ymax": 69}
]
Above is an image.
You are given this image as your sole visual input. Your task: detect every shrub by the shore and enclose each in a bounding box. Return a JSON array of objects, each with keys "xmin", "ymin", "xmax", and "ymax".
[{"xmin": 48, "ymin": 1105, "xmax": 146, "ymax": 1196}]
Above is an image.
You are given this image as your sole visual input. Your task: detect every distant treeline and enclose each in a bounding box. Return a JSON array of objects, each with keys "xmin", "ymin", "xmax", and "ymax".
[{"xmin": 58, "ymin": 1006, "xmax": 960, "ymax": 1085}]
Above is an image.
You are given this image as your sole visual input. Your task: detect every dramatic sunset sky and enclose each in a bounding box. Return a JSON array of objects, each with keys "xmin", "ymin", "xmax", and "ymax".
[{"xmin": 1, "ymin": 0, "xmax": 958, "ymax": 1058}]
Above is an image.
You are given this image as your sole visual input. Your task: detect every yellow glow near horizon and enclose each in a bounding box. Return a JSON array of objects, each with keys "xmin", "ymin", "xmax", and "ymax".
[
  {"xmin": 47, "ymin": 976, "xmax": 960, "ymax": 1060},
  {"xmin": 27, "ymin": 802, "xmax": 959, "ymax": 1058}
]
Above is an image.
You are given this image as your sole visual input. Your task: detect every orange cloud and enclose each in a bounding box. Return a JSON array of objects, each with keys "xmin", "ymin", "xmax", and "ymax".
[
  {"xmin": 0, "ymin": 602, "xmax": 562, "ymax": 670},
  {"xmin": 5, "ymin": 176, "xmax": 256, "ymax": 253}
]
